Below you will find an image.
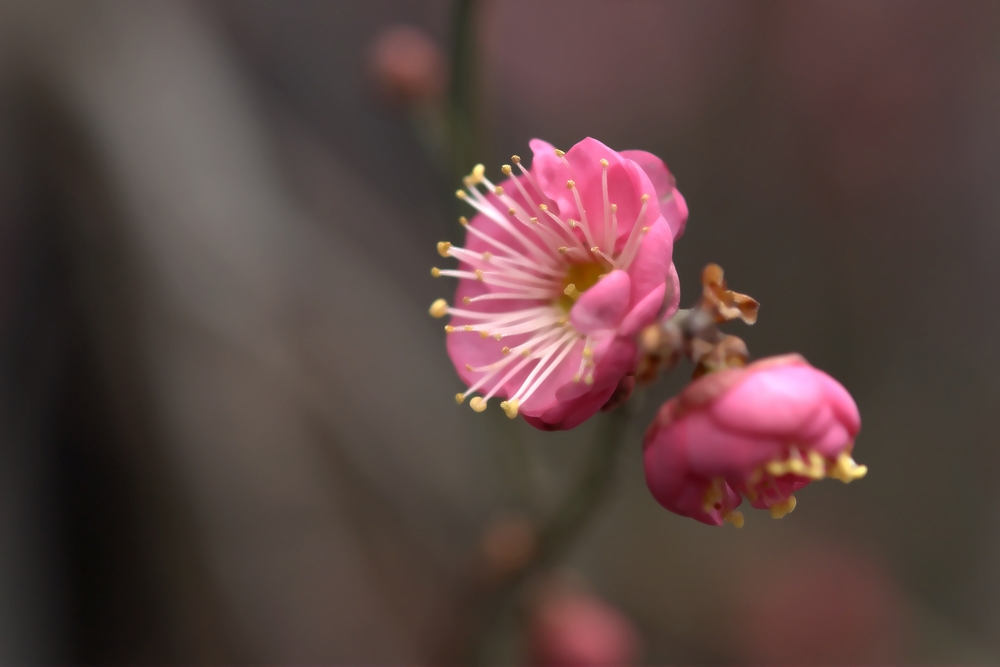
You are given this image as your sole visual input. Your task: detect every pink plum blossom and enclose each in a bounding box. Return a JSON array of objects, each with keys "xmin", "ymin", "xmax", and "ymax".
[
  {"xmin": 430, "ymin": 138, "xmax": 687, "ymax": 430},
  {"xmin": 643, "ymin": 354, "xmax": 866, "ymax": 526}
]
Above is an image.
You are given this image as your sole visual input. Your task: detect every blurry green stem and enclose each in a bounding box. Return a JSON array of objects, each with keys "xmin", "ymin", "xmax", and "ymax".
[
  {"xmin": 448, "ymin": 0, "xmax": 479, "ymax": 181},
  {"xmin": 462, "ymin": 409, "xmax": 632, "ymax": 665},
  {"xmin": 536, "ymin": 409, "xmax": 631, "ymax": 566}
]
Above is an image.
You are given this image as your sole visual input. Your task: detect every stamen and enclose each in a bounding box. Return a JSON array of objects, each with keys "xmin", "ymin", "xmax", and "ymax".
[
  {"xmin": 617, "ymin": 194, "xmax": 650, "ymax": 270},
  {"xmin": 563, "ymin": 284, "xmax": 582, "ymax": 300},
  {"xmin": 509, "ymin": 332, "xmax": 580, "ymax": 405},
  {"xmin": 469, "ymin": 397, "xmax": 488, "ymax": 412},
  {"xmin": 769, "ymin": 496, "xmax": 797, "ymax": 519},
  {"xmin": 437, "ymin": 241, "xmax": 452, "ymax": 257},
  {"xmin": 723, "ymin": 510, "xmax": 744, "ymax": 528},
  {"xmin": 539, "ymin": 204, "xmax": 589, "ymax": 252},
  {"xmin": 600, "ymin": 159, "xmax": 611, "ymax": 253},
  {"xmin": 566, "ymin": 180, "xmax": 598, "ymax": 249},
  {"xmin": 429, "ymin": 299, "xmax": 448, "ymax": 318},
  {"xmin": 610, "ymin": 203, "xmax": 618, "ymax": 253},
  {"xmin": 591, "ymin": 247, "xmax": 615, "ymax": 267},
  {"xmin": 500, "ymin": 399, "xmax": 519, "ymax": 419}
]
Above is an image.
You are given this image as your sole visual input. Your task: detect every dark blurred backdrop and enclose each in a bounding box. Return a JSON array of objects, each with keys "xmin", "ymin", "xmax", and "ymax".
[{"xmin": 0, "ymin": 0, "xmax": 999, "ymax": 663}]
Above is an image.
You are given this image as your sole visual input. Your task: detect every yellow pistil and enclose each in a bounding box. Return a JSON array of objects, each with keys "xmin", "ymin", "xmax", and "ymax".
[{"xmin": 769, "ymin": 496, "xmax": 797, "ymax": 519}]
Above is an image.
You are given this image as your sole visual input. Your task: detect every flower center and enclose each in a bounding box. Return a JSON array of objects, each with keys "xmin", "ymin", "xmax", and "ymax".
[{"xmin": 557, "ymin": 261, "xmax": 605, "ymax": 311}]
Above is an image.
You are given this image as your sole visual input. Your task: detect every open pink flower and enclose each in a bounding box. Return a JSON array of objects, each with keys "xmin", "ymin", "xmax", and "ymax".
[
  {"xmin": 430, "ymin": 138, "xmax": 686, "ymax": 430},
  {"xmin": 643, "ymin": 354, "xmax": 867, "ymax": 526}
]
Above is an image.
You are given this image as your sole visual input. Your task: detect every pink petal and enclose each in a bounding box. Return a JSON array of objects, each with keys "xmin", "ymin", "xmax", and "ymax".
[
  {"xmin": 618, "ymin": 283, "xmax": 666, "ymax": 337},
  {"xmin": 711, "ymin": 366, "xmax": 826, "ymax": 437},
  {"xmin": 626, "ymin": 218, "xmax": 674, "ymax": 306},
  {"xmin": 570, "ymin": 269, "xmax": 631, "ymax": 335},
  {"xmin": 621, "ymin": 149, "xmax": 688, "ymax": 240}
]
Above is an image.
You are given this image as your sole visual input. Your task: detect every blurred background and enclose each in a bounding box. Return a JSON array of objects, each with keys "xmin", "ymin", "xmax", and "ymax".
[{"xmin": 1, "ymin": 0, "xmax": 999, "ymax": 663}]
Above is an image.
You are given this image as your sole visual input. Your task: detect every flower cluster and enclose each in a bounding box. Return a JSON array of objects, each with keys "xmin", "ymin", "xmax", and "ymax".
[{"xmin": 430, "ymin": 137, "xmax": 866, "ymax": 525}]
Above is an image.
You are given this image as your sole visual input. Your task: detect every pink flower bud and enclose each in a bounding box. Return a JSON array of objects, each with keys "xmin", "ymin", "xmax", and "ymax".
[
  {"xmin": 368, "ymin": 25, "xmax": 447, "ymax": 106},
  {"xmin": 643, "ymin": 354, "xmax": 865, "ymax": 526},
  {"xmin": 528, "ymin": 590, "xmax": 639, "ymax": 667}
]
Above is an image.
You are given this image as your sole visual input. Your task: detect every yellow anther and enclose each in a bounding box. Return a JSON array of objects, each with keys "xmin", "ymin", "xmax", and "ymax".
[
  {"xmin": 431, "ymin": 267, "xmax": 442, "ymax": 277},
  {"xmin": 568, "ymin": 220, "xmax": 579, "ymax": 228},
  {"xmin": 723, "ymin": 510, "xmax": 745, "ymax": 529},
  {"xmin": 702, "ymin": 479, "xmax": 725, "ymax": 512},
  {"xmin": 787, "ymin": 452, "xmax": 809, "ymax": 476},
  {"xmin": 429, "ymin": 299, "xmax": 448, "ymax": 318},
  {"xmin": 566, "ymin": 179, "xmax": 576, "ymax": 189},
  {"xmin": 495, "ymin": 185, "xmax": 505, "ymax": 196},
  {"xmin": 641, "ymin": 226, "xmax": 649, "ymax": 233},
  {"xmin": 437, "ymin": 241, "xmax": 452, "ymax": 257},
  {"xmin": 599, "ymin": 158, "xmax": 609, "ymax": 167},
  {"xmin": 465, "ymin": 363, "xmax": 473, "ymax": 371},
  {"xmin": 501, "ymin": 164, "xmax": 512, "ymax": 175},
  {"xmin": 769, "ymin": 496, "xmax": 797, "ymax": 519},
  {"xmin": 539, "ymin": 203, "xmax": 549, "ymax": 211},
  {"xmin": 494, "ymin": 333, "xmax": 501, "ymax": 340},
  {"xmin": 829, "ymin": 451, "xmax": 868, "ymax": 483},
  {"xmin": 530, "ymin": 217, "xmax": 539, "ymax": 224},
  {"xmin": 611, "ymin": 203, "xmax": 617, "ymax": 213},
  {"xmin": 558, "ymin": 247, "xmax": 568, "ymax": 254},
  {"xmin": 444, "ymin": 325, "xmax": 456, "ymax": 333},
  {"xmin": 573, "ymin": 374, "xmax": 581, "ymax": 383},
  {"xmin": 766, "ymin": 459, "xmax": 788, "ymax": 476},
  {"xmin": 463, "ymin": 325, "xmax": 473, "ymax": 332},
  {"xmin": 469, "ymin": 164, "xmax": 485, "ymax": 183},
  {"xmin": 501, "ymin": 399, "xmax": 519, "ymax": 419},
  {"xmin": 563, "ymin": 284, "xmax": 581, "ymax": 299},
  {"xmin": 590, "ymin": 246, "xmax": 600, "ymax": 253},
  {"xmin": 554, "ymin": 149, "xmax": 565, "ymax": 158},
  {"xmin": 463, "ymin": 296, "xmax": 472, "ymax": 304},
  {"xmin": 481, "ymin": 251, "xmax": 493, "ymax": 261},
  {"xmin": 501, "ymin": 346, "xmax": 510, "ymax": 355},
  {"xmin": 584, "ymin": 374, "xmax": 594, "ymax": 385},
  {"xmin": 511, "ymin": 155, "xmax": 521, "ymax": 164},
  {"xmin": 641, "ymin": 193, "xmax": 650, "ymax": 202},
  {"xmin": 508, "ymin": 208, "xmax": 517, "ymax": 216},
  {"xmin": 459, "ymin": 216, "xmax": 469, "ymax": 226},
  {"xmin": 557, "ymin": 317, "xmax": 569, "ymax": 326},
  {"xmin": 480, "ymin": 331, "xmax": 489, "ymax": 339},
  {"xmin": 582, "ymin": 347, "xmax": 593, "ymax": 359},
  {"xmin": 521, "ymin": 348, "xmax": 532, "ymax": 357},
  {"xmin": 807, "ymin": 450, "xmax": 826, "ymax": 480},
  {"xmin": 475, "ymin": 269, "xmax": 484, "ymax": 281},
  {"xmin": 456, "ymin": 190, "xmax": 467, "ymax": 199},
  {"xmin": 469, "ymin": 397, "xmax": 487, "ymax": 413},
  {"xmin": 455, "ymin": 393, "xmax": 466, "ymax": 405}
]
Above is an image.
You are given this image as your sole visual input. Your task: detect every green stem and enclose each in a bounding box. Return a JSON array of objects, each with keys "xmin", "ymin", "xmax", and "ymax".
[
  {"xmin": 462, "ymin": 409, "xmax": 633, "ymax": 664},
  {"xmin": 448, "ymin": 0, "xmax": 479, "ymax": 182},
  {"xmin": 536, "ymin": 408, "xmax": 631, "ymax": 566}
]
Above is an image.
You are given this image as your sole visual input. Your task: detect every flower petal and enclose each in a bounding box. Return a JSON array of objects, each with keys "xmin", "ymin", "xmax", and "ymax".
[{"xmin": 570, "ymin": 269, "xmax": 631, "ymax": 335}]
